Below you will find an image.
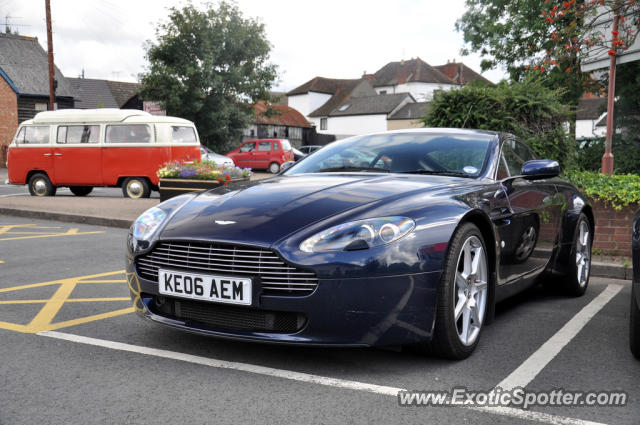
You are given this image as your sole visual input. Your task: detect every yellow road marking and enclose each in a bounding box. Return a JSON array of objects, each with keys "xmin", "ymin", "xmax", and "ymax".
[
  {"xmin": 0, "ymin": 270, "xmax": 132, "ymax": 333},
  {"xmin": 0, "ymin": 297, "xmax": 130, "ymax": 305},
  {"xmin": 0, "ymin": 224, "xmax": 104, "ymax": 241}
]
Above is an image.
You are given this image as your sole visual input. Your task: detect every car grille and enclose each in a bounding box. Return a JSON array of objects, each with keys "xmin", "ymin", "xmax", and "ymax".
[
  {"xmin": 149, "ymin": 295, "xmax": 306, "ymax": 333},
  {"xmin": 136, "ymin": 241, "xmax": 318, "ymax": 296}
]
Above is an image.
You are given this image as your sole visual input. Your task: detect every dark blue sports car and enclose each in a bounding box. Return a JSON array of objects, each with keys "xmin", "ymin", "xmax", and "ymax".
[{"xmin": 126, "ymin": 128, "xmax": 593, "ymax": 359}]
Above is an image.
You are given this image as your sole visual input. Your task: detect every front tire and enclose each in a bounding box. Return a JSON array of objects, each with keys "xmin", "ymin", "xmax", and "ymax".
[
  {"xmin": 563, "ymin": 213, "xmax": 592, "ymax": 296},
  {"xmin": 28, "ymin": 173, "xmax": 56, "ymax": 197},
  {"xmin": 70, "ymin": 186, "xmax": 93, "ymax": 196},
  {"xmin": 426, "ymin": 222, "xmax": 489, "ymax": 359},
  {"xmin": 631, "ymin": 283, "xmax": 640, "ymax": 359},
  {"xmin": 269, "ymin": 162, "xmax": 280, "ymax": 174},
  {"xmin": 122, "ymin": 177, "xmax": 150, "ymax": 199}
]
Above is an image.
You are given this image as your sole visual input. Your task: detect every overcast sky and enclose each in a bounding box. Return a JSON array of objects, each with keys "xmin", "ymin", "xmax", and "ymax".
[{"xmin": 0, "ymin": 0, "xmax": 507, "ymax": 91}]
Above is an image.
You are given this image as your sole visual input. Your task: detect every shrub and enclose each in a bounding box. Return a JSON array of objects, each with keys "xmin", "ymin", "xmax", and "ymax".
[
  {"xmin": 563, "ymin": 169, "xmax": 640, "ymax": 210},
  {"xmin": 575, "ymin": 137, "xmax": 640, "ymax": 175},
  {"xmin": 422, "ymin": 78, "xmax": 576, "ymax": 169},
  {"xmin": 157, "ymin": 159, "xmax": 252, "ymax": 182}
]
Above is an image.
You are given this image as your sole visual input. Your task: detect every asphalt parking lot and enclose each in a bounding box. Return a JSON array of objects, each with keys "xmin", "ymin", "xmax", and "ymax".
[{"xmin": 0, "ymin": 215, "xmax": 638, "ymax": 425}]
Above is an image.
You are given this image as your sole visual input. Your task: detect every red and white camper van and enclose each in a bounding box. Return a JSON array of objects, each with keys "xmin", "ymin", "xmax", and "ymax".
[{"xmin": 7, "ymin": 109, "xmax": 201, "ymax": 198}]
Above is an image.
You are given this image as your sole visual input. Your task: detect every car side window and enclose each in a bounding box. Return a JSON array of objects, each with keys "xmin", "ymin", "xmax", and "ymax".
[
  {"xmin": 496, "ymin": 154, "xmax": 510, "ymax": 180},
  {"xmin": 239, "ymin": 142, "xmax": 255, "ymax": 153},
  {"xmin": 258, "ymin": 141, "xmax": 271, "ymax": 152},
  {"xmin": 14, "ymin": 127, "xmax": 25, "ymax": 144},
  {"xmin": 23, "ymin": 126, "xmax": 50, "ymax": 144},
  {"xmin": 57, "ymin": 125, "xmax": 99, "ymax": 144},
  {"xmin": 273, "ymin": 142, "xmax": 279, "ymax": 151},
  {"xmin": 502, "ymin": 139, "xmax": 535, "ymax": 176},
  {"xmin": 105, "ymin": 125, "xmax": 151, "ymax": 143}
]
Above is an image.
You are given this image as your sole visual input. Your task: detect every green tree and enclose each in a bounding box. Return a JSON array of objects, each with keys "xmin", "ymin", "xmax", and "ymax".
[
  {"xmin": 456, "ymin": 0, "xmax": 586, "ymax": 109},
  {"xmin": 421, "ymin": 79, "xmax": 575, "ymax": 168},
  {"xmin": 140, "ymin": 1, "xmax": 278, "ymax": 150}
]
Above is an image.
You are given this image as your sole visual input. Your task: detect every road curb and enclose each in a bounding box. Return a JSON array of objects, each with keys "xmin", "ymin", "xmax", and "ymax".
[{"xmin": 0, "ymin": 207, "xmax": 132, "ymax": 229}]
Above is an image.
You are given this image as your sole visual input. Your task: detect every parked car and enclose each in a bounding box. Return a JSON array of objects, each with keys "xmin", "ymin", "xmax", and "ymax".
[
  {"xmin": 7, "ymin": 109, "xmax": 201, "ymax": 198},
  {"xmin": 631, "ymin": 210, "xmax": 640, "ymax": 359},
  {"xmin": 292, "ymin": 147, "xmax": 306, "ymax": 162},
  {"xmin": 126, "ymin": 128, "xmax": 593, "ymax": 359},
  {"xmin": 226, "ymin": 139, "xmax": 294, "ymax": 173},
  {"xmin": 298, "ymin": 145, "xmax": 323, "ymax": 155},
  {"xmin": 200, "ymin": 145, "xmax": 234, "ymax": 166}
]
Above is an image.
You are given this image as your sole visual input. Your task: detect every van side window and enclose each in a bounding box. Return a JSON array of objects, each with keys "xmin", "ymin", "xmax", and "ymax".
[
  {"xmin": 172, "ymin": 126, "xmax": 197, "ymax": 143},
  {"xmin": 23, "ymin": 126, "xmax": 50, "ymax": 144},
  {"xmin": 105, "ymin": 125, "xmax": 152, "ymax": 143},
  {"xmin": 258, "ymin": 141, "xmax": 271, "ymax": 151},
  {"xmin": 14, "ymin": 127, "xmax": 25, "ymax": 144},
  {"xmin": 57, "ymin": 125, "xmax": 99, "ymax": 144},
  {"xmin": 273, "ymin": 142, "xmax": 279, "ymax": 151}
]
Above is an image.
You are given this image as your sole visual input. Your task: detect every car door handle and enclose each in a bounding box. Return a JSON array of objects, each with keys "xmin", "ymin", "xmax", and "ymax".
[{"xmin": 43, "ymin": 153, "xmax": 52, "ymax": 157}]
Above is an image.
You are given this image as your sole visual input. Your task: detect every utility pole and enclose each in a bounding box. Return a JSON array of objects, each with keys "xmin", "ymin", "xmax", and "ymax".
[
  {"xmin": 601, "ymin": 14, "xmax": 620, "ymax": 175},
  {"xmin": 45, "ymin": 0, "xmax": 55, "ymax": 110}
]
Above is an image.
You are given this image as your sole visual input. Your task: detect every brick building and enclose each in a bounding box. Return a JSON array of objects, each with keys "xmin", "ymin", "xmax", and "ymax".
[{"xmin": 0, "ymin": 33, "xmax": 75, "ymax": 166}]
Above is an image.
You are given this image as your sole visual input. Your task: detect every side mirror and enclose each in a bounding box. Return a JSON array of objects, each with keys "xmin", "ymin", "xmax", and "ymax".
[
  {"xmin": 521, "ymin": 160, "xmax": 560, "ymax": 180},
  {"xmin": 280, "ymin": 161, "xmax": 295, "ymax": 172}
]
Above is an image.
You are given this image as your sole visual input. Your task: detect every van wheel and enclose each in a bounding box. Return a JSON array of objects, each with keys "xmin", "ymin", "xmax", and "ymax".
[
  {"xmin": 28, "ymin": 173, "xmax": 56, "ymax": 197},
  {"xmin": 70, "ymin": 186, "xmax": 93, "ymax": 196},
  {"xmin": 269, "ymin": 162, "xmax": 280, "ymax": 174},
  {"xmin": 122, "ymin": 178, "xmax": 150, "ymax": 199}
]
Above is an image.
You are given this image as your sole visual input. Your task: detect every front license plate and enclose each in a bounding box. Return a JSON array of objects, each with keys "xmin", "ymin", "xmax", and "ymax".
[{"xmin": 158, "ymin": 269, "xmax": 252, "ymax": 306}]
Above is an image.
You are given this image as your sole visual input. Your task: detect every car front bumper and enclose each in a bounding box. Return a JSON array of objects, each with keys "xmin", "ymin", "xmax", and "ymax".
[{"xmin": 126, "ymin": 257, "xmax": 441, "ymax": 347}]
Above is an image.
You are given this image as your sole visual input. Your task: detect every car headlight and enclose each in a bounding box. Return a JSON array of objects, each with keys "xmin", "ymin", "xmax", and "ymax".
[
  {"xmin": 300, "ymin": 216, "xmax": 415, "ymax": 253},
  {"xmin": 129, "ymin": 206, "xmax": 167, "ymax": 253}
]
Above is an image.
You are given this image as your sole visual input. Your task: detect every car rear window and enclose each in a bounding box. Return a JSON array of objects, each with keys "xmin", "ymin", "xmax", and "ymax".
[
  {"xmin": 172, "ymin": 126, "xmax": 197, "ymax": 143},
  {"xmin": 105, "ymin": 125, "xmax": 152, "ymax": 143},
  {"xmin": 20, "ymin": 126, "xmax": 50, "ymax": 144},
  {"xmin": 280, "ymin": 139, "xmax": 291, "ymax": 150}
]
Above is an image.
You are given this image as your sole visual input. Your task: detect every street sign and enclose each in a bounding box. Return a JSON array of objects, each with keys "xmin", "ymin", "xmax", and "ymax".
[{"xmin": 143, "ymin": 101, "xmax": 166, "ymax": 116}]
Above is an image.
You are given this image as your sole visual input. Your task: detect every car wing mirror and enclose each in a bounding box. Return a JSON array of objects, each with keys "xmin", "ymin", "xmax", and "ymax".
[
  {"xmin": 521, "ymin": 160, "xmax": 560, "ymax": 180},
  {"xmin": 280, "ymin": 161, "xmax": 295, "ymax": 172}
]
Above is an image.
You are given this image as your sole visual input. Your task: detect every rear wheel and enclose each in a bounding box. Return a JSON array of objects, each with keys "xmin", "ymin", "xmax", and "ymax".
[
  {"xmin": 426, "ymin": 222, "xmax": 489, "ymax": 359},
  {"xmin": 631, "ymin": 283, "xmax": 640, "ymax": 359},
  {"xmin": 563, "ymin": 213, "xmax": 592, "ymax": 296},
  {"xmin": 28, "ymin": 173, "xmax": 56, "ymax": 197},
  {"xmin": 269, "ymin": 162, "xmax": 280, "ymax": 174},
  {"xmin": 122, "ymin": 177, "xmax": 150, "ymax": 199},
  {"xmin": 69, "ymin": 186, "xmax": 93, "ymax": 196}
]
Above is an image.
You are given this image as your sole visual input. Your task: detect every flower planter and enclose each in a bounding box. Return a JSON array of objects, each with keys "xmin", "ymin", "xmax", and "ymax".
[{"xmin": 159, "ymin": 177, "xmax": 249, "ymax": 202}]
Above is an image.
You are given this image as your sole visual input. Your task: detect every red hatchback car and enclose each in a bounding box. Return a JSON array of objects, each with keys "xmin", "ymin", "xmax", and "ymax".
[{"xmin": 227, "ymin": 139, "xmax": 294, "ymax": 173}]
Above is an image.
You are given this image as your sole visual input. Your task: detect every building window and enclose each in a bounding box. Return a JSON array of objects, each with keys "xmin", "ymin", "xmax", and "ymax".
[
  {"xmin": 34, "ymin": 103, "xmax": 48, "ymax": 112},
  {"xmin": 379, "ymin": 90, "xmax": 387, "ymax": 95},
  {"xmin": 320, "ymin": 118, "xmax": 327, "ymax": 130}
]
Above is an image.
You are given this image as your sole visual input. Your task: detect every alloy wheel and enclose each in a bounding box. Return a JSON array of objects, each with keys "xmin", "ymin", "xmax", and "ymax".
[
  {"xmin": 454, "ymin": 235, "xmax": 488, "ymax": 346},
  {"xmin": 576, "ymin": 220, "xmax": 591, "ymax": 287}
]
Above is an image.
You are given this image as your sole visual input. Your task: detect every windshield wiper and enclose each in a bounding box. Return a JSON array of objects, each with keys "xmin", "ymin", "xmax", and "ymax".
[
  {"xmin": 398, "ymin": 170, "xmax": 472, "ymax": 178},
  {"xmin": 316, "ymin": 166, "xmax": 391, "ymax": 173}
]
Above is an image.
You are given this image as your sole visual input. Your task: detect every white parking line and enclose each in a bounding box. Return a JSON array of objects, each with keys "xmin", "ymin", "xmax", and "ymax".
[
  {"xmin": 38, "ymin": 330, "xmax": 607, "ymax": 425},
  {"xmin": 497, "ymin": 284, "xmax": 623, "ymax": 391}
]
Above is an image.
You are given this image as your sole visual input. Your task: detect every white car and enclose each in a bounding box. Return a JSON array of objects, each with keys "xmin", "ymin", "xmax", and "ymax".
[{"xmin": 200, "ymin": 146, "xmax": 235, "ymax": 166}]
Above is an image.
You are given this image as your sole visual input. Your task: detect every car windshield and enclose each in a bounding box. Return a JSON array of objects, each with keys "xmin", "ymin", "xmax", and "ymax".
[{"xmin": 283, "ymin": 132, "xmax": 494, "ymax": 177}]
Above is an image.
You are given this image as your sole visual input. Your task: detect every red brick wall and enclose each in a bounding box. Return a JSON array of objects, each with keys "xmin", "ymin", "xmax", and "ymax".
[
  {"xmin": 592, "ymin": 198, "xmax": 637, "ymax": 256},
  {"xmin": 0, "ymin": 77, "xmax": 18, "ymax": 167}
]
